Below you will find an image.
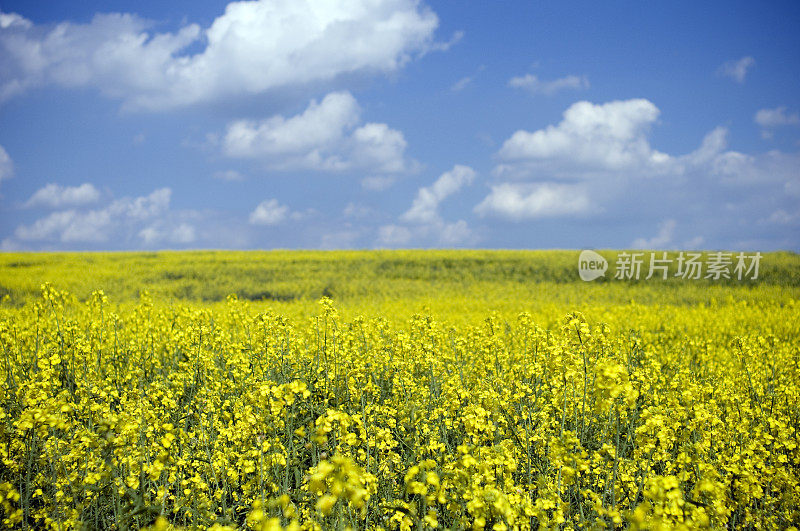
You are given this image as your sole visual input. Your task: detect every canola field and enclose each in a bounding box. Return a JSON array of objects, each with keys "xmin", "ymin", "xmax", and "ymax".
[{"xmin": 0, "ymin": 250, "xmax": 799, "ymax": 530}]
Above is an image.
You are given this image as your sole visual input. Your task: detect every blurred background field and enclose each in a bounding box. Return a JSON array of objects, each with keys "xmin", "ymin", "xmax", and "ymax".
[{"xmin": 1, "ymin": 251, "xmax": 798, "ymax": 323}]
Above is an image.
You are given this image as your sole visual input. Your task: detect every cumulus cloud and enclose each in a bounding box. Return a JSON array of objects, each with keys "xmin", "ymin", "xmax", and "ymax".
[
  {"xmin": 224, "ymin": 92, "xmax": 359, "ymax": 159},
  {"xmin": 479, "ymin": 98, "xmax": 800, "ymax": 245},
  {"xmin": 139, "ymin": 222, "xmax": 196, "ymax": 245},
  {"xmin": 437, "ymin": 219, "xmax": 471, "ymax": 245},
  {"xmin": 496, "ymin": 99, "xmax": 672, "ymax": 174},
  {"xmin": 378, "ymin": 165, "xmax": 476, "ymax": 247},
  {"xmin": 13, "ymin": 188, "xmax": 172, "ymax": 244},
  {"xmin": 681, "ymin": 126, "xmax": 728, "ymax": 166},
  {"xmin": 121, "ymin": 188, "xmax": 172, "ymax": 219},
  {"xmin": 377, "ymin": 219, "xmax": 472, "ymax": 247},
  {"xmin": 249, "ymin": 199, "xmax": 289, "ymax": 225},
  {"xmin": 401, "ymin": 164, "xmax": 475, "ymax": 224},
  {"xmin": 14, "ymin": 210, "xmax": 106, "ymax": 243},
  {"xmin": 474, "ymin": 182, "xmax": 592, "ymax": 220},
  {"xmin": 755, "ymin": 106, "xmax": 799, "ymax": 138},
  {"xmin": 0, "ymin": 1, "xmax": 441, "ymax": 109},
  {"xmin": 377, "ymin": 224, "xmax": 412, "ymax": 246},
  {"xmin": 755, "ymin": 107, "xmax": 800, "ymax": 128},
  {"xmin": 223, "ymin": 91, "xmax": 413, "ymax": 174},
  {"xmin": 350, "ymin": 123, "xmax": 409, "ymax": 173},
  {"xmin": 717, "ymin": 56, "xmax": 755, "ymax": 83},
  {"xmin": 704, "ymin": 145, "xmax": 800, "ymax": 187},
  {"xmin": 676, "ymin": 126, "xmax": 791, "ymax": 187},
  {"xmin": 0, "ymin": 12, "xmax": 31, "ymax": 29},
  {"xmin": 0, "ymin": 145, "xmax": 12, "ymax": 184},
  {"xmin": 632, "ymin": 219, "xmax": 676, "ymax": 249},
  {"xmin": 24, "ymin": 182, "xmax": 100, "ymax": 208},
  {"xmin": 508, "ymin": 74, "xmax": 589, "ymax": 96}
]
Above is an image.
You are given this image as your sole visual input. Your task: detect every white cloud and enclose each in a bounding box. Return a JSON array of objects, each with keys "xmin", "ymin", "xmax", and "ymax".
[
  {"xmin": 121, "ymin": 188, "xmax": 171, "ymax": 219},
  {"xmin": 482, "ymin": 99, "xmax": 799, "ymax": 239},
  {"xmin": 401, "ymin": 164, "xmax": 475, "ymax": 224},
  {"xmin": 681, "ymin": 126, "xmax": 728, "ymax": 166},
  {"xmin": 24, "ymin": 182, "xmax": 101, "ymax": 208},
  {"xmin": 508, "ymin": 74, "xmax": 589, "ymax": 96},
  {"xmin": 497, "ymin": 99, "xmax": 672, "ymax": 173},
  {"xmin": 676, "ymin": 126, "xmax": 800, "ymax": 187},
  {"xmin": 377, "ymin": 220, "xmax": 473, "ymax": 247},
  {"xmin": 0, "ymin": 12, "xmax": 31, "ymax": 30},
  {"xmin": 223, "ymin": 91, "xmax": 412, "ymax": 173},
  {"xmin": 450, "ymin": 75, "xmax": 473, "ymax": 92},
  {"xmin": 632, "ymin": 219, "xmax": 676, "ymax": 249},
  {"xmin": 350, "ymin": 122, "xmax": 409, "ymax": 173},
  {"xmin": 755, "ymin": 106, "xmax": 800, "ymax": 137},
  {"xmin": 171, "ymin": 223, "xmax": 196, "ymax": 244},
  {"xmin": 755, "ymin": 107, "xmax": 800, "ymax": 128},
  {"xmin": 249, "ymin": 199, "xmax": 289, "ymax": 225},
  {"xmin": 438, "ymin": 220, "xmax": 471, "ymax": 245},
  {"xmin": 0, "ymin": 1, "xmax": 440, "ymax": 109},
  {"xmin": 137, "ymin": 227, "xmax": 159, "ymax": 244},
  {"xmin": 717, "ymin": 56, "xmax": 755, "ymax": 83},
  {"xmin": 377, "ymin": 224, "xmax": 412, "ymax": 246},
  {"xmin": 378, "ymin": 165, "xmax": 476, "ymax": 247},
  {"xmin": 494, "ymin": 105, "xmax": 772, "ymax": 191},
  {"xmin": 513, "ymin": 102, "xmax": 798, "ymax": 189},
  {"xmin": 708, "ymin": 148, "xmax": 800, "ymax": 187},
  {"xmin": 224, "ymin": 92, "xmax": 359, "ymax": 159},
  {"xmin": 15, "ymin": 211, "xmax": 92, "ymax": 242},
  {"xmin": 13, "ymin": 187, "xmax": 171, "ymax": 243},
  {"xmin": 474, "ymin": 182, "xmax": 592, "ymax": 220},
  {"xmin": 0, "ymin": 145, "xmax": 12, "ymax": 184},
  {"xmin": 139, "ymin": 222, "xmax": 196, "ymax": 245},
  {"xmin": 466, "ymin": 93, "xmax": 800, "ymax": 251}
]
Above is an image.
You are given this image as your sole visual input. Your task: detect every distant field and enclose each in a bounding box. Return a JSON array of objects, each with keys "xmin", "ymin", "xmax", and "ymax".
[
  {"xmin": 1, "ymin": 249, "xmax": 798, "ymax": 309},
  {"xmin": 0, "ymin": 251, "xmax": 798, "ymax": 529}
]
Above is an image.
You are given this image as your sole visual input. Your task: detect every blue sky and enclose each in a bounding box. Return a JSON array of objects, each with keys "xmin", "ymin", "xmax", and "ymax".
[{"xmin": 1, "ymin": 0, "xmax": 798, "ymax": 250}]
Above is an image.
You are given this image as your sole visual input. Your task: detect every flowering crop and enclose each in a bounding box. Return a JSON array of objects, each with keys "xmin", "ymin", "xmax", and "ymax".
[{"xmin": 0, "ymin": 253, "xmax": 799, "ymax": 529}]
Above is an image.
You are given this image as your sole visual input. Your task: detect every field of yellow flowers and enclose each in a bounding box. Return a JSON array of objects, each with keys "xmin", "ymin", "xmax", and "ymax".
[{"xmin": 0, "ymin": 251, "xmax": 799, "ymax": 529}]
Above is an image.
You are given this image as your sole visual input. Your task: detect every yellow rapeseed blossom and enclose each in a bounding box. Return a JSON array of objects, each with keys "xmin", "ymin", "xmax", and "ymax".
[{"xmin": 0, "ymin": 251, "xmax": 798, "ymax": 529}]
